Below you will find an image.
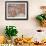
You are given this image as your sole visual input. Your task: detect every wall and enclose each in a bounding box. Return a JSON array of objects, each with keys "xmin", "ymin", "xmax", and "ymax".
[{"xmin": 0, "ymin": 0, "xmax": 46, "ymax": 41}]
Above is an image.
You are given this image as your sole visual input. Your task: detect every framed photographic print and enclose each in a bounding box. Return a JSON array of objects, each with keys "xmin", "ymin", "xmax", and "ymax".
[{"xmin": 5, "ymin": 1, "xmax": 28, "ymax": 20}]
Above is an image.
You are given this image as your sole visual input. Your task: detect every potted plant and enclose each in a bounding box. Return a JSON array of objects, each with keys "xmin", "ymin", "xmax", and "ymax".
[
  {"xmin": 36, "ymin": 6, "xmax": 46, "ymax": 27},
  {"xmin": 36, "ymin": 14, "xmax": 46, "ymax": 27},
  {"xmin": 5, "ymin": 26, "xmax": 18, "ymax": 43}
]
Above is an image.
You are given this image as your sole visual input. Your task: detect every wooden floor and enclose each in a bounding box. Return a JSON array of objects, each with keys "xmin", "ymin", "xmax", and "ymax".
[{"xmin": 14, "ymin": 43, "xmax": 46, "ymax": 46}]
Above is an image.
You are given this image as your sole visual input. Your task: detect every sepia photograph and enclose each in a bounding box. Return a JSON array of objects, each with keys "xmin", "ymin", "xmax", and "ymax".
[{"xmin": 5, "ymin": 1, "xmax": 28, "ymax": 20}]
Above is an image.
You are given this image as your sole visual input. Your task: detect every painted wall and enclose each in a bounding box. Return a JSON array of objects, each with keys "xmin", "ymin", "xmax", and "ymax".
[{"xmin": 0, "ymin": 0, "xmax": 46, "ymax": 41}]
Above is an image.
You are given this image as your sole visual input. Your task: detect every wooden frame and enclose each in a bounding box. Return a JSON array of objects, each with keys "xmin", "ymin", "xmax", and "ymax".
[{"xmin": 5, "ymin": 1, "xmax": 28, "ymax": 20}]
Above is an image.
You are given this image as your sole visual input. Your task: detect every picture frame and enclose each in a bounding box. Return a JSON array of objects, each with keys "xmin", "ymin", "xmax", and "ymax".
[{"xmin": 5, "ymin": 1, "xmax": 28, "ymax": 20}]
